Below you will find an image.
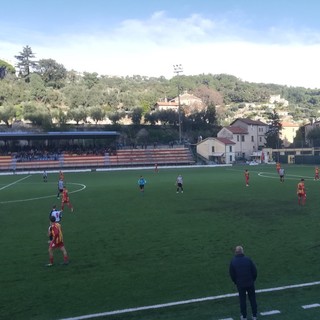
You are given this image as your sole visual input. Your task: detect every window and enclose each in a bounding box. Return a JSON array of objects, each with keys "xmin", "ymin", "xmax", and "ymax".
[
  {"xmin": 229, "ymin": 155, "xmax": 233, "ymax": 162},
  {"xmin": 241, "ymin": 135, "xmax": 245, "ymax": 142},
  {"xmin": 237, "ymin": 135, "xmax": 240, "ymax": 142},
  {"xmin": 251, "ymin": 136, "xmax": 254, "ymax": 142},
  {"xmin": 259, "ymin": 137, "xmax": 262, "ymax": 142},
  {"xmin": 229, "ymin": 145, "xmax": 232, "ymax": 152},
  {"xmin": 212, "ymin": 146, "xmax": 215, "ymax": 152}
]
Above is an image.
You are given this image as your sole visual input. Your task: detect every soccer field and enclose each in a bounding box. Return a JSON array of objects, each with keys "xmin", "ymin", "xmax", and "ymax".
[{"xmin": 1, "ymin": 165, "xmax": 320, "ymax": 320}]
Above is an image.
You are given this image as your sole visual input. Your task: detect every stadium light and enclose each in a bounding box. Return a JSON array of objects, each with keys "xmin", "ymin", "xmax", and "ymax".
[{"xmin": 173, "ymin": 64, "xmax": 183, "ymax": 144}]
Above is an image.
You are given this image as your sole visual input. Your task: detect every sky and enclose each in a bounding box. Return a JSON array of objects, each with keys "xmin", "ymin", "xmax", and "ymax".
[{"xmin": 1, "ymin": 0, "xmax": 320, "ymax": 88}]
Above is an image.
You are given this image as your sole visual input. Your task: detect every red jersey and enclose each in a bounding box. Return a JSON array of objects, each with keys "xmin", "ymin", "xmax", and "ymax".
[
  {"xmin": 62, "ymin": 189, "xmax": 69, "ymax": 202},
  {"xmin": 49, "ymin": 222, "xmax": 64, "ymax": 247},
  {"xmin": 297, "ymin": 182, "xmax": 305, "ymax": 195}
]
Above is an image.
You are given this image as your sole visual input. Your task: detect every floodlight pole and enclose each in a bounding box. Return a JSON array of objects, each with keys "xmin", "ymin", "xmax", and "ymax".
[{"xmin": 173, "ymin": 64, "xmax": 183, "ymax": 144}]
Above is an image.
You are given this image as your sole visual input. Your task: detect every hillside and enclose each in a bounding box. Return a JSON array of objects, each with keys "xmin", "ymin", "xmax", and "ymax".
[{"xmin": 1, "ymin": 54, "xmax": 320, "ymax": 132}]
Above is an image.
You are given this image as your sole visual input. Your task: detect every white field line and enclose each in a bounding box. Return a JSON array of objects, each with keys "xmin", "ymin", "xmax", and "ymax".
[
  {"xmin": 0, "ymin": 183, "xmax": 86, "ymax": 204},
  {"xmin": 302, "ymin": 303, "xmax": 320, "ymax": 309},
  {"xmin": 257, "ymin": 172, "xmax": 315, "ymax": 180},
  {"xmin": 260, "ymin": 310, "xmax": 281, "ymax": 315},
  {"xmin": 0, "ymin": 175, "xmax": 31, "ymax": 191},
  {"xmin": 57, "ymin": 280, "xmax": 320, "ymax": 320},
  {"xmin": 0, "ymin": 164, "xmax": 231, "ymax": 177}
]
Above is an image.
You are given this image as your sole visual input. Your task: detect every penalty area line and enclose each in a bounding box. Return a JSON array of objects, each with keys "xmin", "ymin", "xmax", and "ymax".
[
  {"xmin": 57, "ymin": 280, "xmax": 320, "ymax": 320},
  {"xmin": 0, "ymin": 175, "xmax": 31, "ymax": 191}
]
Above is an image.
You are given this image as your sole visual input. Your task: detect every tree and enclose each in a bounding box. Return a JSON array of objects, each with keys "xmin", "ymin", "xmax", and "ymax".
[
  {"xmin": 193, "ymin": 85, "xmax": 223, "ymax": 107},
  {"xmin": 28, "ymin": 74, "xmax": 47, "ymax": 103},
  {"xmin": 292, "ymin": 127, "xmax": 306, "ymax": 148},
  {"xmin": 0, "ymin": 105, "xmax": 17, "ymax": 127},
  {"xmin": 108, "ymin": 111, "xmax": 125, "ymax": 124},
  {"xmin": 157, "ymin": 110, "xmax": 179, "ymax": 126},
  {"xmin": 54, "ymin": 108, "xmax": 70, "ymax": 126},
  {"xmin": 36, "ymin": 59, "xmax": 67, "ymax": 88},
  {"xmin": 63, "ymin": 85, "xmax": 88, "ymax": 108},
  {"xmin": 0, "ymin": 77, "xmax": 28, "ymax": 105},
  {"xmin": 68, "ymin": 107, "xmax": 88, "ymax": 124},
  {"xmin": 83, "ymin": 72, "xmax": 99, "ymax": 89},
  {"xmin": 265, "ymin": 110, "xmax": 283, "ymax": 149},
  {"xmin": 103, "ymin": 91, "xmax": 119, "ymax": 110},
  {"xmin": 131, "ymin": 108, "xmax": 143, "ymax": 125},
  {"xmin": 204, "ymin": 103, "xmax": 217, "ymax": 125},
  {"xmin": 23, "ymin": 104, "xmax": 52, "ymax": 127},
  {"xmin": 306, "ymin": 127, "xmax": 320, "ymax": 147},
  {"xmin": 119, "ymin": 92, "xmax": 136, "ymax": 111},
  {"xmin": 0, "ymin": 59, "xmax": 15, "ymax": 79},
  {"xmin": 15, "ymin": 45, "xmax": 37, "ymax": 82},
  {"xmin": 86, "ymin": 87, "xmax": 104, "ymax": 107},
  {"xmin": 89, "ymin": 106, "xmax": 105, "ymax": 124},
  {"xmin": 144, "ymin": 112, "xmax": 157, "ymax": 125}
]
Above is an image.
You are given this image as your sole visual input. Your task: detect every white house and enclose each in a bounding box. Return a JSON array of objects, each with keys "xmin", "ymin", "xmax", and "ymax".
[
  {"xmin": 269, "ymin": 94, "xmax": 289, "ymax": 106},
  {"xmin": 224, "ymin": 118, "xmax": 269, "ymax": 159},
  {"xmin": 154, "ymin": 92, "xmax": 204, "ymax": 115},
  {"xmin": 153, "ymin": 101, "xmax": 179, "ymax": 112},
  {"xmin": 196, "ymin": 137, "xmax": 235, "ymax": 164}
]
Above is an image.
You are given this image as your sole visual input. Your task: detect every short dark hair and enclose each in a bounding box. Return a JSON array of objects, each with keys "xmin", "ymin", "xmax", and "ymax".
[{"xmin": 50, "ymin": 216, "xmax": 56, "ymax": 222}]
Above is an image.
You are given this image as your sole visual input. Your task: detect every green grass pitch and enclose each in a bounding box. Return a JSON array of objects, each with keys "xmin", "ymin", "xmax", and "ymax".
[{"xmin": 1, "ymin": 165, "xmax": 320, "ymax": 320}]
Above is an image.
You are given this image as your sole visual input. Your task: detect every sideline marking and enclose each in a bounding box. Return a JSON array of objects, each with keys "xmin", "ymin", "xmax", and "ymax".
[
  {"xmin": 57, "ymin": 280, "xmax": 320, "ymax": 320},
  {"xmin": 260, "ymin": 310, "xmax": 281, "ymax": 315},
  {"xmin": 302, "ymin": 303, "xmax": 320, "ymax": 309},
  {"xmin": 257, "ymin": 172, "xmax": 314, "ymax": 180},
  {"xmin": 0, "ymin": 183, "xmax": 86, "ymax": 204},
  {"xmin": 0, "ymin": 175, "xmax": 31, "ymax": 191}
]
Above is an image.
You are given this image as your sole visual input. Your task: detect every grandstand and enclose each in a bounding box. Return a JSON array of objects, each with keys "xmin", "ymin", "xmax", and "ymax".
[
  {"xmin": 0, "ymin": 131, "xmax": 195, "ymax": 171},
  {"xmin": 0, "ymin": 147, "xmax": 195, "ymax": 171}
]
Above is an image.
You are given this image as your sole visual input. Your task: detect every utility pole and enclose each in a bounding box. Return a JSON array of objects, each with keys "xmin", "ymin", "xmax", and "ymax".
[{"xmin": 173, "ymin": 64, "xmax": 183, "ymax": 144}]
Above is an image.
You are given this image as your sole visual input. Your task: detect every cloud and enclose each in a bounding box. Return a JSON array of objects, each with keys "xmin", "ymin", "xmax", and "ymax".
[{"xmin": 1, "ymin": 11, "xmax": 320, "ymax": 88}]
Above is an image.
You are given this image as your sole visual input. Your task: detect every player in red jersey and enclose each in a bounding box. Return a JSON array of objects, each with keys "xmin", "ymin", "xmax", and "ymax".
[
  {"xmin": 46, "ymin": 216, "xmax": 69, "ymax": 266},
  {"xmin": 61, "ymin": 186, "xmax": 74, "ymax": 212},
  {"xmin": 297, "ymin": 178, "xmax": 306, "ymax": 206},
  {"xmin": 244, "ymin": 169, "xmax": 249, "ymax": 187},
  {"xmin": 315, "ymin": 167, "xmax": 319, "ymax": 180},
  {"xmin": 276, "ymin": 162, "xmax": 281, "ymax": 174}
]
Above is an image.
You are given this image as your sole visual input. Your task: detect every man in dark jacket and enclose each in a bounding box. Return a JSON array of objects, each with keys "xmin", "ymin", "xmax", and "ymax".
[{"xmin": 229, "ymin": 246, "xmax": 258, "ymax": 320}]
